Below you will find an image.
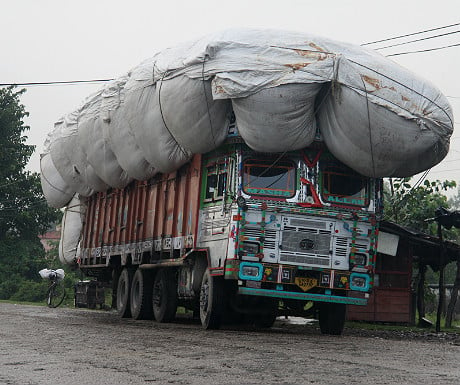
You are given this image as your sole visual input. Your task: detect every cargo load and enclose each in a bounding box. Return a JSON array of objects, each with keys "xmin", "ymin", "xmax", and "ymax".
[{"xmin": 40, "ymin": 28, "xmax": 453, "ymax": 209}]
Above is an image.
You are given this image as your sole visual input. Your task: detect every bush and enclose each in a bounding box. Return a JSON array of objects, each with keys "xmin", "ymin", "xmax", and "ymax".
[
  {"xmin": 0, "ymin": 277, "xmax": 21, "ymax": 300},
  {"xmin": 9, "ymin": 280, "xmax": 48, "ymax": 302}
]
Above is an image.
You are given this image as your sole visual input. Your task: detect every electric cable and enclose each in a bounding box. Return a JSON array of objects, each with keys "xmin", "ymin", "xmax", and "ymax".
[
  {"xmin": 386, "ymin": 42, "xmax": 460, "ymax": 57},
  {"xmin": 0, "ymin": 79, "xmax": 113, "ymax": 87},
  {"xmin": 374, "ymin": 29, "xmax": 460, "ymax": 50},
  {"xmin": 362, "ymin": 22, "xmax": 460, "ymax": 46}
]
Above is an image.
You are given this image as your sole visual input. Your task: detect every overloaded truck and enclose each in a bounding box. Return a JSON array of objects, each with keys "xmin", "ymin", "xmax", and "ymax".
[
  {"xmin": 78, "ymin": 122, "xmax": 382, "ymax": 333},
  {"xmin": 41, "ymin": 29, "xmax": 453, "ymax": 335}
]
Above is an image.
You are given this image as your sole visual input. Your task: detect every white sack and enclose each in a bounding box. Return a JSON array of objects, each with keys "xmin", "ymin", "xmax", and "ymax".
[
  {"xmin": 85, "ymin": 117, "xmax": 132, "ymax": 189},
  {"xmin": 39, "ymin": 268, "xmax": 52, "ymax": 279},
  {"xmin": 124, "ymin": 84, "xmax": 193, "ymax": 173},
  {"xmin": 40, "ymin": 152, "xmax": 74, "ymax": 208},
  {"xmin": 50, "ymin": 135, "xmax": 94, "ymax": 197},
  {"xmin": 39, "ymin": 268, "xmax": 65, "ymax": 280},
  {"xmin": 319, "ymin": 85, "xmax": 450, "ymax": 177},
  {"xmin": 151, "ymin": 76, "xmax": 231, "ymax": 154},
  {"xmin": 59, "ymin": 195, "xmax": 86, "ymax": 265},
  {"xmin": 75, "ymin": 119, "xmax": 109, "ymax": 192},
  {"xmin": 233, "ymin": 83, "xmax": 321, "ymax": 152}
]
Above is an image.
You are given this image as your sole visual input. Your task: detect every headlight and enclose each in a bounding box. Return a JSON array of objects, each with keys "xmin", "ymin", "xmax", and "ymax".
[
  {"xmin": 242, "ymin": 266, "xmax": 259, "ymax": 277},
  {"xmin": 239, "ymin": 262, "xmax": 263, "ymax": 281},
  {"xmin": 242, "ymin": 242, "xmax": 259, "ymax": 255},
  {"xmin": 350, "ymin": 273, "xmax": 370, "ymax": 292},
  {"xmin": 352, "ymin": 253, "xmax": 367, "ymax": 266}
]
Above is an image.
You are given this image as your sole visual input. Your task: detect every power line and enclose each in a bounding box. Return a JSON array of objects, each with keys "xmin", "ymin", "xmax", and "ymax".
[
  {"xmin": 0, "ymin": 79, "xmax": 113, "ymax": 87},
  {"xmin": 0, "ymin": 25, "xmax": 458, "ymax": 90},
  {"xmin": 386, "ymin": 42, "xmax": 460, "ymax": 57},
  {"xmin": 362, "ymin": 22, "xmax": 460, "ymax": 46},
  {"xmin": 374, "ymin": 30, "xmax": 460, "ymax": 50}
]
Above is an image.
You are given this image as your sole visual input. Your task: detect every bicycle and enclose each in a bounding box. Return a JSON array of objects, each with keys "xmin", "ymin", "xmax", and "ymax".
[{"xmin": 39, "ymin": 268, "xmax": 66, "ymax": 308}]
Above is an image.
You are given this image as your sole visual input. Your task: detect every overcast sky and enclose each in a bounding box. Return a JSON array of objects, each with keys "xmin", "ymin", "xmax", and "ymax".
[{"xmin": 2, "ymin": 0, "xmax": 459, "ymax": 190}]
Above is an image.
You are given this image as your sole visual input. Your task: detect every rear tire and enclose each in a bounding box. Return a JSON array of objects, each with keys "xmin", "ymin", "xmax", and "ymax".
[
  {"xmin": 117, "ymin": 268, "xmax": 134, "ymax": 318},
  {"xmin": 319, "ymin": 303, "xmax": 346, "ymax": 335},
  {"xmin": 199, "ymin": 270, "xmax": 224, "ymax": 329},
  {"xmin": 130, "ymin": 269, "xmax": 154, "ymax": 320},
  {"xmin": 152, "ymin": 269, "xmax": 177, "ymax": 323}
]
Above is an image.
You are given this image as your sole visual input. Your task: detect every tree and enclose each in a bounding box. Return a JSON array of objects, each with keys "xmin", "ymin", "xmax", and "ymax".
[
  {"xmin": 0, "ymin": 86, "xmax": 61, "ymax": 300},
  {"xmin": 384, "ymin": 177, "xmax": 457, "ymax": 239}
]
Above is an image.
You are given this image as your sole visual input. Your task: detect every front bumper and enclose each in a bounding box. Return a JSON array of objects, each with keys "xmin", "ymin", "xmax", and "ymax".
[{"xmin": 238, "ymin": 287, "xmax": 368, "ymax": 306}]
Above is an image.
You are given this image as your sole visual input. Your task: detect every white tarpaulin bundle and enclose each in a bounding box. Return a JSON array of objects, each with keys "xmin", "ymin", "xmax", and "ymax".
[{"xmin": 40, "ymin": 28, "xmax": 453, "ymax": 209}]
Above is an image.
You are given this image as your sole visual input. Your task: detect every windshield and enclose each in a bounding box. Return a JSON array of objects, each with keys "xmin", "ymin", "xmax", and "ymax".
[
  {"xmin": 320, "ymin": 163, "xmax": 369, "ymax": 206},
  {"xmin": 243, "ymin": 158, "xmax": 296, "ymax": 198}
]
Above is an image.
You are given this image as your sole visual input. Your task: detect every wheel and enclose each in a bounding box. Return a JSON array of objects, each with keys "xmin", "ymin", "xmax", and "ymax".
[
  {"xmin": 199, "ymin": 269, "xmax": 224, "ymax": 329},
  {"xmin": 47, "ymin": 282, "xmax": 66, "ymax": 308},
  {"xmin": 117, "ymin": 268, "xmax": 134, "ymax": 318},
  {"xmin": 130, "ymin": 269, "xmax": 154, "ymax": 320},
  {"xmin": 253, "ymin": 313, "xmax": 277, "ymax": 329},
  {"xmin": 247, "ymin": 298, "xmax": 278, "ymax": 329},
  {"xmin": 152, "ymin": 269, "xmax": 177, "ymax": 322},
  {"xmin": 318, "ymin": 302, "xmax": 346, "ymax": 335},
  {"xmin": 111, "ymin": 269, "xmax": 121, "ymax": 309}
]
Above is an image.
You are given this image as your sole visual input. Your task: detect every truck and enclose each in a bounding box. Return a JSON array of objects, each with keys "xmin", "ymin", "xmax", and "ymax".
[{"xmin": 76, "ymin": 119, "xmax": 382, "ymax": 335}]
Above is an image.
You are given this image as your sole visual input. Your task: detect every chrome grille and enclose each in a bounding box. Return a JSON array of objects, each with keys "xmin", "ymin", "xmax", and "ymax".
[
  {"xmin": 243, "ymin": 227, "xmax": 277, "ymax": 250},
  {"xmin": 289, "ymin": 219, "xmax": 327, "ymax": 229},
  {"xmin": 279, "ymin": 217, "xmax": 332, "ymax": 267},
  {"xmin": 264, "ymin": 229, "xmax": 276, "ymax": 249},
  {"xmin": 281, "ymin": 230, "xmax": 331, "ymax": 255},
  {"xmin": 280, "ymin": 254, "xmax": 330, "ymax": 266}
]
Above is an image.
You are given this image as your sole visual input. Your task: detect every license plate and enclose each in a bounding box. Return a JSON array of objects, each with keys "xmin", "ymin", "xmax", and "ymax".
[{"xmin": 295, "ymin": 277, "xmax": 317, "ymax": 292}]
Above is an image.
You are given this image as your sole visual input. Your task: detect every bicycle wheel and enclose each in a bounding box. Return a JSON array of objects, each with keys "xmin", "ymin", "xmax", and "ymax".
[{"xmin": 47, "ymin": 281, "xmax": 66, "ymax": 308}]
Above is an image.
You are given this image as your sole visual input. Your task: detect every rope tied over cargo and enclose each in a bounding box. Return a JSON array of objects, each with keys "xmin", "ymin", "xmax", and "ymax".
[
  {"xmin": 202, "ymin": 54, "xmax": 218, "ymax": 149},
  {"xmin": 156, "ymin": 64, "xmax": 191, "ymax": 160},
  {"xmin": 359, "ymin": 75, "xmax": 377, "ymax": 178}
]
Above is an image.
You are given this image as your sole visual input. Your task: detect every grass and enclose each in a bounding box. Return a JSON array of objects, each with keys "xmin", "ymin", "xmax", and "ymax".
[{"xmin": 345, "ymin": 313, "xmax": 460, "ymax": 334}]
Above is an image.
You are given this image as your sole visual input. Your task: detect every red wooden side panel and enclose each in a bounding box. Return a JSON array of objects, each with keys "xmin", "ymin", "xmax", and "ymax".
[{"xmin": 81, "ymin": 155, "xmax": 202, "ymax": 254}]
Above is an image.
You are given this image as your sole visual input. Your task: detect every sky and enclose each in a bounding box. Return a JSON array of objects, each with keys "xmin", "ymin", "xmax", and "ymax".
[{"xmin": 2, "ymin": 0, "xmax": 459, "ymax": 193}]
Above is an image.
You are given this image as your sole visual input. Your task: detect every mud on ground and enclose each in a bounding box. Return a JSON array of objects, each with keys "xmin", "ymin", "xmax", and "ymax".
[{"xmin": 0, "ymin": 303, "xmax": 459, "ymax": 385}]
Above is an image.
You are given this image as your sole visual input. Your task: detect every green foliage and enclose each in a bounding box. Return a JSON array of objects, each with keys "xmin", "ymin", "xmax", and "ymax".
[
  {"xmin": 10, "ymin": 280, "xmax": 48, "ymax": 302},
  {"xmin": 384, "ymin": 177, "xmax": 458, "ymax": 239},
  {"xmin": 0, "ymin": 86, "xmax": 60, "ymax": 240},
  {"xmin": 384, "ymin": 177, "xmax": 459, "ymax": 286},
  {"xmin": 0, "ymin": 86, "xmax": 61, "ymax": 302}
]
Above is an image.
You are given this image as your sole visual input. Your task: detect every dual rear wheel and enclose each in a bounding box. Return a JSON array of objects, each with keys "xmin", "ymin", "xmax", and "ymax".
[
  {"xmin": 116, "ymin": 266, "xmax": 226, "ymax": 329},
  {"xmin": 116, "ymin": 267, "xmax": 178, "ymax": 322}
]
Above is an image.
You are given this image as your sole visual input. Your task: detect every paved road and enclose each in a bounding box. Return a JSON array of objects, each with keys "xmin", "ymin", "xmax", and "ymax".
[{"xmin": 0, "ymin": 303, "xmax": 459, "ymax": 385}]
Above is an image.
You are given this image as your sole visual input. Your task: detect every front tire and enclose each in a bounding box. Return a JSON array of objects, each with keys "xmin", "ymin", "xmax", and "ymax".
[
  {"xmin": 199, "ymin": 270, "xmax": 224, "ymax": 329},
  {"xmin": 117, "ymin": 268, "xmax": 134, "ymax": 318},
  {"xmin": 318, "ymin": 302, "xmax": 346, "ymax": 335},
  {"xmin": 130, "ymin": 269, "xmax": 154, "ymax": 320}
]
